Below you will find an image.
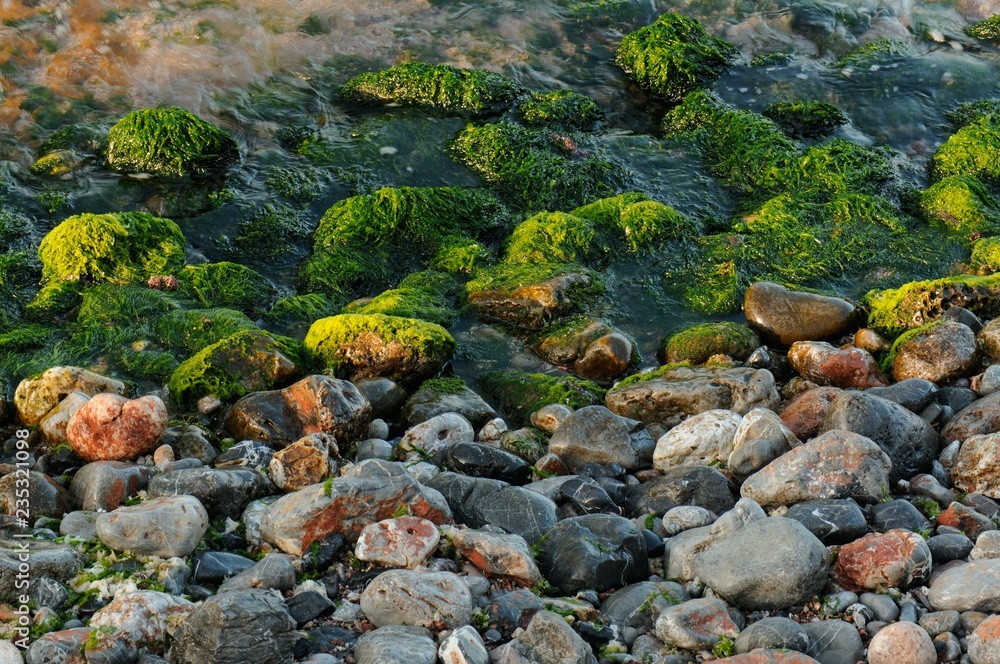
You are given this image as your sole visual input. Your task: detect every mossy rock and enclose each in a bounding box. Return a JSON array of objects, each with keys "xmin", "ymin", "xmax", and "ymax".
[
  {"xmin": 168, "ymin": 329, "xmax": 304, "ymax": 407},
  {"xmin": 38, "ymin": 212, "xmax": 185, "ymax": 286},
  {"xmin": 476, "ymin": 370, "xmax": 606, "ymax": 427},
  {"xmin": 118, "ymin": 348, "xmax": 180, "ymax": 381},
  {"xmin": 780, "ymin": 139, "xmax": 895, "ymax": 198},
  {"xmin": 0, "ymin": 210, "xmax": 33, "ymax": 252},
  {"xmin": 340, "ymin": 62, "xmax": 525, "ymax": 115},
  {"xmin": 555, "ymin": 0, "xmax": 645, "ymax": 25},
  {"xmin": 865, "ymin": 274, "xmax": 1000, "ymax": 334},
  {"xmin": 30, "ymin": 151, "xmax": 84, "ymax": 178},
  {"xmin": 304, "ymin": 313, "xmax": 455, "ymax": 386},
  {"xmin": 0, "ymin": 250, "xmax": 41, "ymax": 323},
  {"xmin": 661, "ymin": 322, "xmax": 760, "ymax": 364},
  {"xmin": 516, "ymin": 90, "xmax": 604, "ymax": 131},
  {"xmin": 429, "ymin": 237, "xmax": 491, "ymax": 274},
  {"xmin": 299, "ymin": 186, "xmax": 511, "ymax": 296},
  {"xmin": 177, "ymin": 263, "xmax": 277, "ymax": 313},
  {"xmin": 39, "ymin": 123, "xmax": 109, "ymax": 157},
  {"xmin": 66, "ymin": 284, "xmax": 179, "ymax": 358},
  {"xmin": 0, "ymin": 325, "xmax": 57, "ymax": 354},
  {"xmin": 948, "ymin": 99, "xmax": 1000, "ymax": 130},
  {"xmin": 450, "ymin": 122, "xmax": 629, "ymax": 212},
  {"xmin": 504, "ymin": 212, "xmax": 598, "ymax": 266},
  {"xmin": 106, "ymin": 106, "xmax": 240, "ymax": 178},
  {"xmin": 533, "ymin": 316, "xmax": 614, "ymax": 365},
  {"xmin": 570, "ymin": 194, "xmax": 701, "ymax": 254},
  {"xmin": 931, "ymin": 121, "xmax": 1000, "ymax": 184},
  {"xmin": 966, "ymin": 15, "xmax": 1000, "ymax": 42},
  {"xmin": 233, "ymin": 203, "xmax": 307, "ymax": 259},
  {"xmin": 265, "ymin": 164, "xmax": 330, "ymax": 202},
  {"xmin": 265, "ymin": 293, "xmax": 340, "ymax": 324},
  {"xmin": 881, "ymin": 319, "xmax": 946, "ymax": 375},
  {"xmin": 919, "ymin": 175, "xmax": 1000, "ymax": 238},
  {"xmin": 762, "ymin": 101, "xmax": 848, "ymax": 139},
  {"xmin": 156, "ymin": 308, "xmax": 257, "ymax": 354},
  {"xmin": 615, "ymin": 12, "xmax": 738, "ymax": 102},
  {"xmin": 835, "ymin": 39, "xmax": 910, "ymax": 68},
  {"xmin": 23, "ymin": 281, "xmax": 82, "ymax": 323},
  {"xmin": 341, "ymin": 271, "xmax": 458, "ymax": 328},
  {"xmin": 972, "ymin": 237, "xmax": 1000, "ymax": 274}
]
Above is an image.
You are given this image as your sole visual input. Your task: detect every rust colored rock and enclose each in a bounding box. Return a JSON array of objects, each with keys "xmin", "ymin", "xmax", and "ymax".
[
  {"xmin": 744, "ymin": 281, "xmax": 857, "ymax": 347},
  {"xmin": 717, "ymin": 651, "xmax": 820, "ymax": 664},
  {"xmin": 892, "ymin": 321, "xmax": 980, "ymax": 383},
  {"xmin": 533, "ymin": 453, "xmax": 570, "ymax": 477},
  {"xmin": 66, "ymin": 393, "xmax": 168, "ymax": 462},
  {"xmin": 269, "ymin": 433, "xmax": 335, "ymax": 492},
  {"xmin": 854, "ymin": 328, "xmax": 890, "ymax": 354},
  {"xmin": 451, "ymin": 527, "xmax": 541, "ymax": 586},
  {"xmin": 573, "ymin": 332, "xmax": 636, "ymax": 383},
  {"xmin": 833, "ymin": 528, "xmax": 932, "ymax": 592},
  {"xmin": 15, "ymin": 366, "xmax": 125, "ymax": 426},
  {"xmin": 968, "ymin": 614, "xmax": 1000, "ymax": 664},
  {"xmin": 937, "ymin": 501, "xmax": 997, "ymax": 540},
  {"xmin": 467, "ymin": 272, "xmax": 595, "ymax": 330},
  {"xmin": 942, "ymin": 391, "xmax": 1000, "ymax": 443},
  {"xmin": 355, "ymin": 516, "xmax": 440, "ymax": 569},
  {"xmin": 952, "ymin": 432, "xmax": 1000, "ymax": 498},
  {"xmin": 787, "ymin": 341, "xmax": 888, "ymax": 390},
  {"xmin": 779, "ymin": 386, "xmax": 843, "ymax": 441}
]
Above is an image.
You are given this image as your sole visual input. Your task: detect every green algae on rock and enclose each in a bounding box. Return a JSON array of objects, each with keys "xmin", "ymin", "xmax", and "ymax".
[
  {"xmin": 948, "ymin": 99, "xmax": 1000, "ymax": 130},
  {"xmin": 178, "ymin": 263, "xmax": 277, "ymax": 313},
  {"xmin": 265, "ymin": 293, "xmax": 340, "ymax": 325},
  {"xmin": 233, "ymin": 203, "xmax": 307, "ymax": 259},
  {"xmin": 516, "ymin": 90, "xmax": 604, "ymax": 131},
  {"xmin": 450, "ymin": 122, "xmax": 629, "ymax": 212},
  {"xmin": 661, "ymin": 322, "xmax": 760, "ymax": 365},
  {"xmin": 504, "ymin": 212, "xmax": 598, "ymax": 266},
  {"xmin": 340, "ymin": 63, "xmax": 524, "ymax": 115},
  {"xmin": 762, "ymin": 101, "xmax": 848, "ymax": 139},
  {"xmin": 834, "ymin": 39, "xmax": 911, "ymax": 68},
  {"xmin": 931, "ymin": 120, "xmax": 1000, "ymax": 184},
  {"xmin": 972, "ymin": 237, "xmax": 1000, "ymax": 274},
  {"xmin": 304, "ymin": 313, "xmax": 456, "ymax": 385},
  {"xmin": 966, "ymin": 15, "xmax": 1000, "ymax": 42},
  {"xmin": 156, "ymin": 308, "xmax": 257, "ymax": 354},
  {"xmin": 38, "ymin": 212, "xmax": 185, "ymax": 286},
  {"xmin": 615, "ymin": 12, "xmax": 738, "ymax": 102},
  {"xmin": 476, "ymin": 370, "xmax": 606, "ymax": 426},
  {"xmin": 341, "ymin": 271, "xmax": 458, "ymax": 328},
  {"xmin": 570, "ymin": 194, "xmax": 700, "ymax": 254},
  {"xmin": 106, "ymin": 106, "xmax": 240, "ymax": 178},
  {"xmin": 919, "ymin": 175, "xmax": 1000, "ymax": 238},
  {"xmin": 865, "ymin": 274, "xmax": 1000, "ymax": 334}
]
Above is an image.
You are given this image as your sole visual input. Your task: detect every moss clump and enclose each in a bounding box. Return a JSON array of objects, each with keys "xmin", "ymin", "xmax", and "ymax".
[
  {"xmin": 304, "ymin": 313, "xmax": 455, "ymax": 384},
  {"xmin": 23, "ymin": 281, "xmax": 82, "ymax": 322},
  {"xmin": 464, "ymin": 261, "xmax": 603, "ymax": 315},
  {"xmin": 972, "ymin": 237, "xmax": 1000, "ymax": 273},
  {"xmin": 931, "ymin": 121, "xmax": 1000, "ymax": 184},
  {"xmin": 476, "ymin": 370, "xmax": 606, "ymax": 426},
  {"xmin": 0, "ymin": 325, "xmax": 57, "ymax": 353},
  {"xmin": 416, "ymin": 376, "xmax": 467, "ymax": 396},
  {"xmin": 865, "ymin": 274, "xmax": 1000, "ymax": 334},
  {"xmin": 966, "ymin": 15, "xmax": 1000, "ymax": 42},
  {"xmin": 106, "ymin": 106, "xmax": 240, "ymax": 177},
  {"xmin": 504, "ymin": 212, "xmax": 598, "ymax": 266},
  {"xmin": 762, "ymin": 100, "xmax": 848, "ymax": 139},
  {"xmin": 661, "ymin": 322, "xmax": 760, "ymax": 364},
  {"xmin": 265, "ymin": 293, "xmax": 340, "ymax": 324},
  {"xmin": 265, "ymin": 165, "xmax": 329, "ymax": 202},
  {"xmin": 611, "ymin": 361, "xmax": 692, "ymax": 388},
  {"xmin": 118, "ymin": 348, "xmax": 179, "ymax": 381},
  {"xmin": 168, "ymin": 330, "xmax": 304, "ymax": 407},
  {"xmin": 919, "ymin": 175, "xmax": 1000, "ymax": 238},
  {"xmin": 835, "ymin": 39, "xmax": 910, "ymax": 68},
  {"xmin": 39, "ymin": 123, "xmax": 108, "ymax": 156},
  {"xmin": 156, "ymin": 308, "xmax": 257, "ymax": 354},
  {"xmin": 450, "ymin": 122, "xmax": 629, "ymax": 212},
  {"xmin": 615, "ymin": 12, "xmax": 738, "ymax": 102},
  {"xmin": 38, "ymin": 212, "xmax": 185, "ymax": 286},
  {"xmin": 516, "ymin": 90, "xmax": 604, "ymax": 131},
  {"xmin": 300, "ymin": 186, "xmax": 511, "ymax": 296},
  {"xmin": 555, "ymin": 0, "xmax": 645, "ymax": 25},
  {"xmin": 67, "ymin": 285, "xmax": 178, "ymax": 356},
  {"xmin": 30, "ymin": 151, "xmax": 80, "ymax": 177},
  {"xmin": 948, "ymin": 99, "xmax": 1000, "ymax": 130},
  {"xmin": 178, "ymin": 263, "xmax": 277, "ymax": 313},
  {"xmin": 781, "ymin": 139, "xmax": 895, "ymax": 198},
  {"xmin": 429, "ymin": 237, "xmax": 491, "ymax": 274},
  {"xmin": 341, "ymin": 271, "xmax": 458, "ymax": 327},
  {"xmin": 0, "ymin": 251, "xmax": 41, "ymax": 323},
  {"xmin": 233, "ymin": 203, "xmax": 307, "ymax": 259},
  {"xmin": 341, "ymin": 63, "xmax": 524, "ymax": 115}
]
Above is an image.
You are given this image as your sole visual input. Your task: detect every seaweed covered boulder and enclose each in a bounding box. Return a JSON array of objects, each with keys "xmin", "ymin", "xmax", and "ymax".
[
  {"xmin": 615, "ymin": 12, "xmax": 737, "ymax": 102},
  {"xmin": 465, "ymin": 265, "xmax": 600, "ymax": 330},
  {"xmin": 762, "ymin": 100, "xmax": 848, "ymax": 139},
  {"xmin": 37, "ymin": 212, "xmax": 185, "ymax": 286},
  {"xmin": 533, "ymin": 317, "xmax": 639, "ymax": 382},
  {"xmin": 661, "ymin": 321, "xmax": 759, "ymax": 364},
  {"xmin": 341, "ymin": 62, "xmax": 524, "ymax": 115},
  {"xmin": 476, "ymin": 370, "xmax": 606, "ymax": 427},
  {"xmin": 177, "ymin": 262, "xmax": 277, "ymax": 313},
  {"xmin": 156, "ymin": 308, "xmax": 257, "ymax": 354},
  {"xmin": 341, "ymin": 271, "xmax": 458, "ymax": 328},
  {"xmin": 105, "ymin": 106, "xmax": 240, "ymax": 177},
  {"xmin": 966, "ymin": 15, "xmax": 1000, "ymax": 42},
  {"xmin": 865, "ymin": 274, "xmax": 1000, "ymax": 334},
  {"xmin": 305, "ymin": 314, "xmax": 455, "ymax": 386},
  {"xmin": 931, "ymin": 118, "xmax": 1000, "ymax": 184},
  {"xmin": 919, "ymin": 175, "xmax": 1000, "ymax": 238},
  {"xmin": 516, "ymin": 89, "xmax": 604, "ymax": 131}
]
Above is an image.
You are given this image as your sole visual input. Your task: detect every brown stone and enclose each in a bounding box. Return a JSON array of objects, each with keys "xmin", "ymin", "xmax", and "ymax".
[
  {"xmin": 892, "ymin": 321, "xmax": 980, "ymax": 383},
  {"xmin": 451, "ymin": 527, "xmax": 541, "ymax": 586},
  {"xmin": 573, "ymin": 332, "xmax": 635, "ymax": 382},
  {"xmin": 355, "ymin": 516, "xmax": 440, "ymax": 569},
  {"xmin": 467, "ymin": 272, "xmax": 595, "ymax": 330},
  {"xmin": 269, "ymin": 433, "xmax": 335, "ymax": 492},
  {"xmin": 717, "ymin": 652, "xmax": 820, "ymax": 664},
  {"xmin": 952, "ymin": 432, "xmax": 1000, "ymax": 498},
  {"xmin": 65, "ymin": 393, "xmax": 168, "ymax": 462},
  {"xmin": 943, "ymin": 392, "xmax": 1000, "ymax": 443},
  {"xmin": 70, "ymin": 461, "xmax": 153, "ymax": 511},
  {"xmin": 744, "ymin": 281, "xmax": 857, "ymax": 347},
  {"xmin": 14, "ymin": 366, "xmax": 125, "ymax": 426},
  {"xmin": 937, "ymin": 501, "xmax": 997, "ymax": 540},
  {"xmin": 779, "ymin": 386, "xmax": 843, "ymax": 441},
  {"xmin": 833, "ymin": 529, "xmax": 932, "ymax": 592},
  {"xmin": 787, "ymin": 341, "xmax": 888, "ymax": 390},
  {"xmin": 979, "ymin": 319, "xmax": 1000, "ymax": 363},
  {"xmin": 854, "ymin": 328, "xmax": 890, "ymax": 354}
]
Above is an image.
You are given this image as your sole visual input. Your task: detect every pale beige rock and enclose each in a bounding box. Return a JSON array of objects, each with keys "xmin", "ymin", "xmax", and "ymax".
[
  {"xmin": 867, "ymin": 621, "xmax": 935, "ymax": 664},
  {"xmin": 89, "ymin": 590, "xmax": 195, "ymax": 647},
  {"xmin": 653, "ymin": 409, "xmax": 741, "ymax": 471},
  {"xmin": 952, "ymin": 433, "xmax": 1000, "ymax": 499},
  {"xmin": 269, "ymin": 433, "xmax": 335, "ymax": 492},
  {"xmin": 360, "ymin": 569, "xmax": 472, "ymax": 628},
  {"xmin": 15, "ymin": 366, "xmax": 125, "ymax": 426},
  {"xmin": 38, "ymin": 391, "xmax": 90, "ymax": 446},
  {"xmin": 450, "ymin": 527, "xmax": 541, "ymax": 586},
  {"xmin": 355, "ymin": 516, "xmax": 440, "ymax": 569}
]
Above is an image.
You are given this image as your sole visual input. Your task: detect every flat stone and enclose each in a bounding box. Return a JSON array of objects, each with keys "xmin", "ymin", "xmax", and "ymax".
[
  {"xmin": 14, "ymin": 366, "xmax": 124, "ymax": 426},
  {"xmin": 217, "ymin": 552, "xmax": 296, "ymax": 593},
  {"xmin": 802, "ymin": 619, "xmax": 863, "ymax": 664},
  {"xmin": 269, "ymin": 433, "xmax": 335, "ymax": 492},
  {"xmin": 927, "ymin": 533, "xmax": 974, "ymax": 563},
  {"xmin": 355, "ymin": 516, "xmax": 440, "ymax": 569},
  {"xmin": 834, "ymin": 529, "xmax": 932, "ymax": 593},
  {"xmin": 70, "ymin": 461, "xmax": 153, "ymax": 511},
  {"xmin": 355, "ymin": 625, "xmax": 437, "ymax": 664},
  {"xmin": 450, "ymin": 527, "xmax": 541, "ymax": 586},
  {"xmin": 867, "ymin": 378, "xmax": 940, "ymax": 413},
  {"xmin": 148, "ymin": 467, "xmax": 272, "ymax": 520},
  {"xmin": 96, "ymin": 495, "xmax": 209, "ymax": 557},
  {"xmin": 655, "ymin": 597, "xmax": 739, "ymax": 651},
  {"xmin": 788, "ymin": 341, "xmax": 888, "ymax": 390},
  {"xmin": 870, "ymin": 499, "xmax": 931, "ymax": 533},
  {"xmin": 735, "ymin": 616, "xmax": 809, "ymax": 654},
  {"xmin": 285, "ymin": 589, "xmax": 334, "ymax": 626},
  {"xmin": 0, "ymin": 471, "xmax": 74, "ymax": 520},
  {"xmin": 360, "ymin": 569, "xmax": 472, "ymax": 628},
  {"xmin": 445, "ymin": 442, "xmax": 531, "ymax": 485},
  {"xmin": 652, "ymin": 409, "xmax": 741, "ymax": 472},
  {"xmin": 744, "ymin": 282, "xmax": 857, "ymax": 347},
  {"xmin": 549, "ymin": 405, "xmax": 642, "ymax": 470}
]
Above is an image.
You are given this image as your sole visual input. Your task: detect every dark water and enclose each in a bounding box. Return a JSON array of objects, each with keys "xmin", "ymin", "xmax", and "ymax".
[{"xmin": 2, "ymin": 0, "xmax": 1000, "ymax": 379}]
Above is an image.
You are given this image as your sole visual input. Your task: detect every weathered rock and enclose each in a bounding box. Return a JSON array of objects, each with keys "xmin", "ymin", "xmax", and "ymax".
[
  {"xmin": 821, "ymin": 390, "xmax": 940, "ymax": 484},
  {"xmin": 89, "ymin": 590, "xmax": 194, "ymax": 648},
  {"xmin": 572, "ymin": 332, "xmax": 637, "ymax": 382},
  {"xmin": 600, "ymin": 581, "xmax": 688, "ymax": 632},
  {"xmin": 892, "ymin": 321, "xmax": 979, "ymax": 383},
  {"xmin": 870, "ymin": 499, "xmax": 931, "ymax": 533},
  {"xmin": 867, "ymin": 379, "xmax": 940, "ymax": 413},
  {"xmin": 169, "ymin": 589, "xmax": 296, "ymax": 664},
  {"xmin": 213, "ymin": 440, "xmax": 274, "ymax": 471},
  {"xmin": 355, "ymin": 516, "xmax": 440, "ymax": 569},
  {"xmin": 928, "ymin": 532, "xmax": 974, "ymax": 563},
  {"xmin": 438, "ymin": 625, "xmax": 488, "ymax": 664},
  {"xmin": 779, "ymin": 386, "xmax": 843, "ymax": 441},
  {"xmin": 952, "ymin": 433, "xmax": 1000, "ymax": 498},
  {"xmin": 23, "ymin": 628, "xmax": 90, "ymax": 664},
  {"xmin": 652, "ymin": 409, "xmax": 741, "ymax": 471},
  {"xmin": 96, "ymin": 495, "xmax": 209, "ymax": 557},
  {"xmin": 0, "ymin": 539, "xmax": 84, "ymax": 598},
  {"xmin": 834, "ymin": 529, "xmax": 932, "ymax": 592},
  {"xmin": 627, "ymin": 465, "xmax": 735, "ymax": 518},
  {"xmin": 261, "ymin": 459, "xmax": 451, "ymax": 555},
  {"xmin": 787, "ymin": 341, "xmax": 887, "ymax": 390},
  {"xmin": 38, "ymin": 391, "xmax": 89, "ymax": 446},
  {"xmin": 148, "ymin": 467, "xmax": 271, "ymax": 520},
  {"xmin": 224, "ymin": 374, "xmax": 372, "ymax": 449},
  {"xmin": 403, "ymin": 383, "xmax": 496, "ymax": 428},
  {"xmin": 729, "ymin": 408, "xmax": 799, "ymax": 477},
  {"xmin": 968, "ymin": 614, "xmax": 1000, "ymax": 664},
  {"xmin": 159, "ymin": 424, "xmax": 218, "ymax": 465},
  {"xmin": 937, "ymin": 500, "xmax": 997, "ymax": 540},
  {"xmin": 66, "ymin": 393, "xmax": 168, "ymax": 462},
  {"xmin": 467, "ymin": 272, "xmax": 595, "ymax": 330},
  {"xmin": 530, "ymin": 404, "xmax": 572, "ymax": 435},
  {"xmin": 69, "ymin": 461, "xmax": 152, "ymax": 511},
  {"xmin": 451, "ymin": 527, "xmax": 541, "ymax": 586},
  {"xmin": 741, "ymin": 430, "xmax": 891, "ymax": 507},
  {"xmin": 801, "ymin": 619, "xmax": 863, "ymax": 664},
  {"xmin": 397, "ymin": 412, "xmax": 475, "ymax": 461},
  {"xmin": 717, "ymin": 652, "xmax": 821, "ymax": 664},
  {"xmin": 655, "ymin": 597, "xmax": 739, "ymax": 650},
  {"xmin": 549, "ymin": 405, "xmax": 643, "ymax": 470},
  {"xmin": 269, "ymin": 433, "xmax": 335, "ymax": 492},
  {"xmin": 695, "ymin": 517, "xmax": 829, "ymax": 610},
  {"xmin": 929, "ymin": 560, "xmax": 1000, "ymax": 611},
  {"xmin": 535, "ymin": 513, "xmax": 647, "ymax": 593},
  {"xmin": 744, "ymin": 282, "xmax": 857, "ymax": 347},
  {"xmin": 499, "ymin": 428, "xmax": 548, "ymax": 464},
  {"xmin": 355, "ymin": 625, "xmax": 437, "ymax": 664},
  {"xmin": 360, "ymin": 569, "xmax": 472, "ymax": 628},
  {"xmin": 734, "ymin": 617, "xmax": 809, "ymax": 655},
  {"xmin": 14, "ymin": 366, "xmax": 124, "ymax": 426},
  {"xmin": 502, "ymin": 610, "xmax": 598, "ymax": 664},
  {"xmin": 0, "ymin": 471, "xmax": 74, "ymax": 520},
  {"xmin": 663, "ymin": 498, "xmax": 766, "ymax": 581},
  {"xmin": 217, "ymin": 552, "xmax": 296, "ymax": 593},
  {"xmin": 942, "ymin": 391, "xmax": 1000, "ymax": 443},
  {"xmin": 867, "ymin": 621, "xmax": 936, "ymax": 664},
  {"xmin": 59, "ymin": 510, "xmax": 100, "ymax": 540},
  {"xmin": 445, "ymin": 442, "xmax": 531, "ymax": 485},
  {"xmin": 605, "ymin": 366, "xmax": 779, "ymax": 429}
]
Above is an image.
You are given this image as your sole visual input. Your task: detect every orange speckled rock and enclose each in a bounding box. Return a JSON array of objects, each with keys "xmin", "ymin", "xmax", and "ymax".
[
  {"xmin": 968, "ymin": 614, "xmax": 1000, "ymax": 663},
  {"xmin": 655, "ymin": 597, "xmax": 739, "ymax": 650},
  {"xmin": 787, "ymin": 341, "xmax": 888, "ymax": 390},
  {"xmin": 937, "ymin": 501, "xmax": 997, "ymax": 540},
  {"xmin": 718, "ymin": 650, "xmax": 820, "ymax": 664},
  {"xmin": 451, "ymin": 527, "xmax": 541, "ymax": 586},
  {"xmin": 355, "ymin": 516, "xmax": 440, "ymax": 569},
  {"xmin": 834, "ymin": 528, "xmax": 932, "ymax": 592},
  {"xmin": 66, "ymin": 393, "xmax": 168, "ymax": 462},
  {"xmin": 779, "ymin": 386, "xmax": 843, "ymax": 441}
]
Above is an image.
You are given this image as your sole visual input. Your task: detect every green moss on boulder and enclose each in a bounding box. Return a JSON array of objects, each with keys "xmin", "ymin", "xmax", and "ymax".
[
  {"xmin": 948, "ymin": 99, "xmax": 1000, "ymax": 130},
  {"xmin": 516, "ymin": 90, "xmax": 604, "ymax": 131},
  {"xmin": 429, "ymin": 237, "xmax": 491, "ymax": 274},
  {"xmin": 476, "ymin": 370, "xmax": 606, "ymax": 426},
  {"xmin": 835, "ymin": 39, "xmax": 910, "ymax": 68},
  {"xmin": 615, "ymin": 12, "xmax": 738, "ymax": 102},
  {"xmin": 341, "ymin": 63, "xmax": 524, "ymax": 115},
  {"xmin": 178, "ymin": 263, "xmax": 277, "ymax": 313},
  {"xmin": 233, "ymin": 203, "xmax": 306, "ymax": 259},
  {"xmin": 341, "ymin": 271, "xmax": 458, "ymax": 327},
  {"xmin": 661, "ymin": 322, "xmax": 760, "ymax": 364},
  {"xmin": 762, "ymin": 100, "xmax": 848, "ymax": 139},
  {"xmin": 106, "ymin": 106, "xmax": 240, "ymax": 177},
  {"xmin": 781, "ymin": 139, "xmax": 895, "ymax": 197},
  {"xmin": 304, "ymin": 313, "xmax": 455, "ymax": 385},
  {"xmin": 266, "ymin": 293, "xmax": 340, "ymax": 324},
  {"xmin": 966, "ymin": 15, "xmax": 1000, "ymax": 42},
  {"xmin": 865, "ymin": 274, "xmax": 1000, "ymax": 334},
  {"xmin": 919, "ymin": 175, "xmax": 1000, "ymax": 237},
  {"xmin": 156, "ymin": 308, "xmax": 257, "ymax": 354},
  {"xmin": 504, "ymin": 212, "xmax": 597, "ymax": 266},
  {"xmin": 972, "ymin": 237, "xmax": 1000, "ymax": 274},
  {"xmin": 931, "ymin": 120, "xmax": 1000, "ymax": 184},
  {"xmin": 38, "ymin": 212, "xmax": 185, "ymax": 286}
]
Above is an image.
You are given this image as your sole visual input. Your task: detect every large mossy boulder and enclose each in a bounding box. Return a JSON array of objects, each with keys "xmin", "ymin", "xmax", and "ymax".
[
  {"xmin": 931, "ymin": 119, "xmax": 1000, "ymax": 184},
  {"xmin": 615, "ymin": 12, "xmax": 737, "ymax": 102},
  {"xmin": 178, "ymin": 262, "xmax": 277, "ymax": 313},
  {"xmin": 38, "ymin": 212, "xmax": 185, "ymax": 286},
  {"xmin": 341, "ymin": 271, "xmax": 458, "ymax": 328},
  {"xmin": 762, "ymin": 100, "xmax": 848, "ymax": 139},
  {"xmin": 106, "ymin": 106, "xmax": 240, "ymax": 178},
  {"xmin": 304, "ymin": 314, "xmax": 455, "ymax": 386},
  {"xmin": 476, "ymin": 370, "xmax": 607, "ymax": 427},
  {"xmin": 865, "ymin": 275, "xmax": 1000, "ymax": 334},
  {"xmin": 919, "ymin": 175, "xmax": 1000, "ymax": 237},
  {"xmin": 516, "ymin": 90, "xmax": 604, "ymax": 131},
  {"xmin": 661, "ymin": 322, "xmax": 760, "ymax": 364},
  {"xmin": 465, "ymin": 263, "xmax": 602, "ymax": 329},
  {"xmin": 156, "ymin": 308, "xmax": 257, "ymax": 354},
  {"xmin": 299, "ymin": 186, "xmax": 511, "ymax": 296},
  {"xmin": 341, "ymin": 62, "xmax": 524, "ymax": 115}
]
